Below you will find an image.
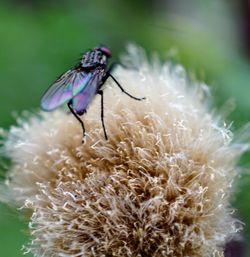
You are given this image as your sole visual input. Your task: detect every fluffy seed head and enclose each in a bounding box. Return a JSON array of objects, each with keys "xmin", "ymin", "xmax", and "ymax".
[{"xmin": 1, "ymin": 44, "xmax": 248, "ymax": 257}]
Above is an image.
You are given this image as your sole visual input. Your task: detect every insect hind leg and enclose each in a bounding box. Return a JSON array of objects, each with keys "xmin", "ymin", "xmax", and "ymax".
[{"xmin": 67, "ymin": 102, "xmax": 86, "ymax": 142}]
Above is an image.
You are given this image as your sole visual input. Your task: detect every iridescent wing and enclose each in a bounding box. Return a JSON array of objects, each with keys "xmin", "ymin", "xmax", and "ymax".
[
  {"xmin": 41, "ymin": 69, "xmax": 92, "ymax": 111},
  {"xmin": 72, "ymin": 69, "xmax": 104, "ymax": 114}
]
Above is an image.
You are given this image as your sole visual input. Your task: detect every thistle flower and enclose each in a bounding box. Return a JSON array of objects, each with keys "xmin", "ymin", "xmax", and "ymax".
[{"xmin": 0, "ymin": 44, "xmax": 248, "ymax": 257}]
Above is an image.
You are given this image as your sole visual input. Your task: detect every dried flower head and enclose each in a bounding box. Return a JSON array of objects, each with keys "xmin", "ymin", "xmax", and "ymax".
[{"xmin": 0, "ymin": 44, "xmax": 248, "ymax": 257}]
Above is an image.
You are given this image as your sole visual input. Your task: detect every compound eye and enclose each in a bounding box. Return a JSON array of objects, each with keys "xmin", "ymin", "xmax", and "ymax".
[{"xmin": 100, "ymin": 47, "xmax": 112, "ymax": 57}]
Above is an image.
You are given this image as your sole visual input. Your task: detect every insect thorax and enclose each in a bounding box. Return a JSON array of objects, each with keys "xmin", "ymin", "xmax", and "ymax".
[{"xmin": 81, "ymin": 49, "xmax": 107, "ymax": 69}]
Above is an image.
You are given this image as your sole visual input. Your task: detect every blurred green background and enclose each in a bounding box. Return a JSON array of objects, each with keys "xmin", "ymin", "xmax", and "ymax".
[{"xmin": 0, "ymin": 0, "xmax": 250, "ymax": 256}]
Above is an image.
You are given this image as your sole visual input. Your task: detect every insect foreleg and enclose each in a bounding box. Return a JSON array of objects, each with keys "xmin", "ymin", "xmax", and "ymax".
[
  {"xmin": 97, "ymin": 90, "xmax": 108, "ymax": 140},
  {"xmin": 104, "ymin": 63, "xmax": 146, "ymax": 101},
  {"xmin": 67, "ymin": 102, "xmax": 86, "ymax": 141},
  {"xmin": 109, "ymin": 73, "xmax": 146, "ymax": 101}
]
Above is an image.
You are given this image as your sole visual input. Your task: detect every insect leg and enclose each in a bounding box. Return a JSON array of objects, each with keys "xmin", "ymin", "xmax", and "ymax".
[
  {"xmin": 98, "ymin": 90, "xmax": 108, "ymax": 140},
  {"xmin": 67, "ymin": 102, "xmax": 86, "ymax": 140},
  {"xmin": 103, "ymin": 63, "xmax": 146, "ymax": 101},
  {"xmin": 109, "ymin": 73, "xmax": 146, "ymax": 101}
]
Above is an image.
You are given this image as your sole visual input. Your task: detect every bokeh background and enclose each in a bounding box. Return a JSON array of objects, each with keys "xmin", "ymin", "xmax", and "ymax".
[{"xmin": 0, "ymin": 0, "xmax": 250, "ymax": 256}]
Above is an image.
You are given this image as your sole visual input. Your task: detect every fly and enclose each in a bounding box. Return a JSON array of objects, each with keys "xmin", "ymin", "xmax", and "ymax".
[{"xmin": 40, "ymin": 46, "xmax": 145, "ymax": 141}]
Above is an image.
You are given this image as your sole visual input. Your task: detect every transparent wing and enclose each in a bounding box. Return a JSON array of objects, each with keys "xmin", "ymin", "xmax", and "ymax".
[
  {"xmin": 40, "ymin": 69, "xmax": 92, "ymax": 111},
  {"xmin": 72, "ymin": 69, "xmax": 104, "ymax": 114}
]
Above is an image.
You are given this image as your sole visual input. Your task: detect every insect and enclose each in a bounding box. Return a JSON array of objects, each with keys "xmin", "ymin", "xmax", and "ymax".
[{"xmin": 40, "ymin": 46, "xmax": 145, "ymax": 140}]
